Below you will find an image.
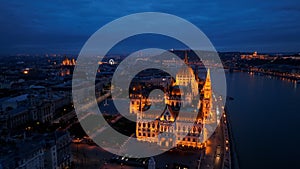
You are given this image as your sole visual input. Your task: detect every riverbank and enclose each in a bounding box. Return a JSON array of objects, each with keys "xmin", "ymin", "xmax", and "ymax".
[
  {"xmin": 233, "ymin": 69, "xmax": 300, "ymax": 82},
  {"xmin": 225, "ymin": 72, "xmax": 300, "ymax": 169},
  {"xmin": 224, "ymin": 106, "xmax": 240, "ymax": 169}
]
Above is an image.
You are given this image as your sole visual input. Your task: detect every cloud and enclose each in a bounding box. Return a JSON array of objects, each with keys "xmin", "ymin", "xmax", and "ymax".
[{"xmin": 0, "ymin": 0, "xmax": 299, "ymax": 54}]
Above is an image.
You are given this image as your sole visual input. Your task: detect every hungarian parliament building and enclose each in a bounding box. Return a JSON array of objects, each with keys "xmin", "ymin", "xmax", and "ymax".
[{"xmin": 129, "ymin": 54, "xmax": 217, "ymax": 149}]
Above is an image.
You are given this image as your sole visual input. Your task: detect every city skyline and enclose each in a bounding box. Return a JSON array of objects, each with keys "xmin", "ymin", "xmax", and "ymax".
[{"xmin": 1, "ymin": 49, "xmax": 299, "ymax": 169}]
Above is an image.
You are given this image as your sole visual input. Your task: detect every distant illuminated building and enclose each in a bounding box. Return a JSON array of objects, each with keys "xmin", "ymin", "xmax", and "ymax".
[
  {"xmin": 240, "ymin": 51, "xmax": 270, "ymax": 60},
  {"xmin": 60, "ymin": 69, "xmax": 71, "ymax": 76},
  {"xmin": 62, "ymin": 57, "xmax": 76, "ymax": 66},
  {"xmin": 60, "ymin": 57, "xmax": 75, "ymax": 76},
  {"xmin": 23, "ymin": 70, "xmax": 28, "ymax": 74},
  {"xmin": 23, "ymin": 68, "xmax": 30, "ymax": 74}
]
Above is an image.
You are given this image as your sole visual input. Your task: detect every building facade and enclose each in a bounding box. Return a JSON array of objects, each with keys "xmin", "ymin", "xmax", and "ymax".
[
  {"xmin": 131, "ymin": 55, "xmax": 214, "ymax": 149},
  {"xmin": 0, "ymin": 130, "xmax": 72, "ymax": 169}
]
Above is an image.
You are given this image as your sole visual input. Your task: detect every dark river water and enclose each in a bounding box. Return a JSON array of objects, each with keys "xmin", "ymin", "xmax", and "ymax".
[{"xmin": 226, "ymin": 72, "xmax": 300, "ymax": 169}]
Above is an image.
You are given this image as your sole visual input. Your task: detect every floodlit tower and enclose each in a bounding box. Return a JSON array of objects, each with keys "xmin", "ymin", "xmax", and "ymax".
[{"xmin": 202, "ymin": 69, "xmax": 212, "ymax": 120}]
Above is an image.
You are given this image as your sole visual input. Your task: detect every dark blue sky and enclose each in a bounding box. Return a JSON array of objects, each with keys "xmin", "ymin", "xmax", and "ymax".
[{"xmin": 1, "ymin": 0, "xmax": 300, "ymax": 54}]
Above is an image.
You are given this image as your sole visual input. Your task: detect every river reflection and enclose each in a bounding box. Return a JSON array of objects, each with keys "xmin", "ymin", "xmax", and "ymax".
[{"xmin": 226, "ymin": 72, "xmax": 300, "ymax": 169}]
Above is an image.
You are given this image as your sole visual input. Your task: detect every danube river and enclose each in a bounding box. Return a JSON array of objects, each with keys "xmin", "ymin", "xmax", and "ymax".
[{"xmin": 226, "ymin": 72, "xmax": 300, "ymax": 169}]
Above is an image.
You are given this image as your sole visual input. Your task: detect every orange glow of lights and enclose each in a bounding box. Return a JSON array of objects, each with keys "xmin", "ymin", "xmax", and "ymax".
[{"xmin": 62, "ymin": 58, "xmax": 76, "ymax": 66}]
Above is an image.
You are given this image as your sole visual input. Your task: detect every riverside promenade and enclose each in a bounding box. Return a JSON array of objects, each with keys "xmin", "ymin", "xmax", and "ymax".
[{"xmin": 224, "ymin": 106, "xmax": 240, "ymax": 169}]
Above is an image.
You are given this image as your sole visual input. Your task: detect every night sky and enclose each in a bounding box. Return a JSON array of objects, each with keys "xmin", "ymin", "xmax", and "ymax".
[{"xmin": 1, "ymin": 0, "xmax": 300, "ymax": 54}]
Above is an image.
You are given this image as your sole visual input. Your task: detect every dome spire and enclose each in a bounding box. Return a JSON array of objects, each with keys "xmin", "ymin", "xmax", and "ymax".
[{"xmin": 184, "ymin": 50, "xmax": 188, "ymax": 64}]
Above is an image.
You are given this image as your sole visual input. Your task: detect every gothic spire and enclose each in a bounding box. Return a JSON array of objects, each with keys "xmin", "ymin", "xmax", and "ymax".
[
  {"xmin": 184, "ymin": 50, "xmax": 188, "ymax": 64},
  {"xmin": 204, "ymin": 69, "xmax": 211, "ymax": 90},
  {"xmin": 206, "ymin": 69, "xmax": 211, "ymax": 83}
]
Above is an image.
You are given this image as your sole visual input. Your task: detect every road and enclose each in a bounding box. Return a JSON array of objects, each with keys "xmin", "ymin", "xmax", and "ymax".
[
  {"xmin": 72, "ymin": 143, "xmax": 113, "ymax": 169},
  {"xmin": 200, "ymin": 122, "xmax": 225, "ymax": 169}
]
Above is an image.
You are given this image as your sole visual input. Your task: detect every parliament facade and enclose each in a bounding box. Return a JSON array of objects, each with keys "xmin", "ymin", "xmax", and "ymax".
[{"xmin": 130, "ymin": 54, "xmax": 216, "ymax": 149}]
